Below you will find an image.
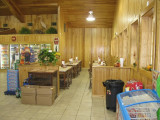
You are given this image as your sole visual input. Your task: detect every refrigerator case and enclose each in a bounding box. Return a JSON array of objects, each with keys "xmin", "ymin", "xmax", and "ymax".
[
  {"xmin": 30, "ymin": 44, "xmax": 40, "ymax": 62},
  {"xmin": 10, "ymin": 44, "xmax": 19, "ymax": 69},
  {"xmin": 117, "ymin": 89, "xmax": 160, "ymax": 120},
  {"xmin": 41, "ymin": 44, "xmax": 51, "ymax": 50},
  {"xmin": 20, "ymin": 44, "xmax": 29, "ymax": 64},
  {"xmin": 0, "ymin": 44, "xmax": 9, "ymax": 69}
]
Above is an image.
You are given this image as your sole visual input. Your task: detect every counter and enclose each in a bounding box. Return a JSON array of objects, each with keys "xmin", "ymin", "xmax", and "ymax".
[{"xmin": 92, "ymin": 64, "xmax": 131, "ymax": 96}]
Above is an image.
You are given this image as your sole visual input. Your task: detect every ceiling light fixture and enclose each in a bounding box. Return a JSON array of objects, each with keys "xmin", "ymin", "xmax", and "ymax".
[{"xmin": 86, "ymin": 11, "xmax": 95, "ymax": 21}]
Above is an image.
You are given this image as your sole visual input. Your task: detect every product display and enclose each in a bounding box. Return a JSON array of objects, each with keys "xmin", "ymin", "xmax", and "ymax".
[
  {"xmin": 0, "ymin": 44, "xmax": 9, "ymax": 69},
  {"xmin": 7, "ymin": 70, "xmax": 19, "ymax": 91},
  {"xmin": 20, "ymin": 44, "xmax": 29, "ymax": 64},
  {"xmin": 30, "ymin": 44, "xmax": 40, "ymax": 62}
]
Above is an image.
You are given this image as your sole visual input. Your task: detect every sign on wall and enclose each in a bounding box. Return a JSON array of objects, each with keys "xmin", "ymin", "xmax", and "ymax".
[
  {"xmin": 11, "ymin": 36, "xmax": 16, "ymax": 41},
  {"xmin": 54, "ymin": 37, "xmax": 59, "ymax": 52}
]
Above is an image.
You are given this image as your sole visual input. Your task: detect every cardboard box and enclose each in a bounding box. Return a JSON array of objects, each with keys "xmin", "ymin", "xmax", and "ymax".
[
  {"xmin": 21, "ymin": 85, "xmax": 38, "ymax": 105},
  {"xmin": 36, "ymin": 86, "xmax": 56, "ymax": 106}
]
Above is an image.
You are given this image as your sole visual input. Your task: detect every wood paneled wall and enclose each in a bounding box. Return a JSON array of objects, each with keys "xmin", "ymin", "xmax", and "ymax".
[
  {"xmin": 156, "ymin": 0, "xmax": 160, "ymax": 71},
  {"xmin": 92, "ymin": 66, "xmax": 131, "ymax": 96},
  {"xmin": 113, "ymin": 0, "xmax": 154, "ymax": 37},
  {"xmin": 65, "ymin": 28, "xmax": 84, "ymax": 63},
  {"xmin": 65, "ymin": 28, "xmax": 112, "ymax": 67},
  {"xmin": 111, "ymin": 0, "xmax": 156, "ymax": 90},
  {"xmin": 0, "ymin": 14, "xmax": 57, "ymax": 33}
]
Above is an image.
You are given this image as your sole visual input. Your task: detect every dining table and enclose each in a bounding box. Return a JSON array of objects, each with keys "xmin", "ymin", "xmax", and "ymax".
[
  {"xmin": 59, "ymin": 66, "xmax": 73, "ymax": 89},
  {"xmin": 65, "ymin": 60, "xmax": 82, "ymax": 78}
]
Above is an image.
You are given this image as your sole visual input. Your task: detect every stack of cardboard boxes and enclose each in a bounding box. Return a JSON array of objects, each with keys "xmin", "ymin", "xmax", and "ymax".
[{"xmin": 21, "ymin": 85, "xmax": 56, "ymax": 106}]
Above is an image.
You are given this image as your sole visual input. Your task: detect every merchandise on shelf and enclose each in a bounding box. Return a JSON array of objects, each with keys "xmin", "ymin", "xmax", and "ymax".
[
  {"xmin": 30, "ymin": 44, "xmax": 40, "ymax": 62},
  {"xmin": 0, "ymin": 44, "xmax": 9, "ymax": 69},
  {"xmin": 41, "ymin": 44, "xmax": 51, "ymax": 50}
]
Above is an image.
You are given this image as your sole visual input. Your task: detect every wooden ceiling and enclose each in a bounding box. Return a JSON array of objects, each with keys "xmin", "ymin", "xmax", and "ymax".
[{"xmin": 0, "ymin": 0, "xmax": 117, "ymax": 28}]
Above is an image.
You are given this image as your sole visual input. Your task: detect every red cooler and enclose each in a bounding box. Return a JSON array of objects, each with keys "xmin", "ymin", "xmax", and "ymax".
[{"xmin": 125, "ymin": 80, "xmax": 143, "ymax": 91}]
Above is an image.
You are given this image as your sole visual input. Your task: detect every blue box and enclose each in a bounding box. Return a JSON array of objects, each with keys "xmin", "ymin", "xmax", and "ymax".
[
  {"xmin": 117, "ymin": 89, "xmax": 160, "ymax": 120},
  {"xmin": 7, "ymin": 70, "xmax": 19, "ymax": 91}
]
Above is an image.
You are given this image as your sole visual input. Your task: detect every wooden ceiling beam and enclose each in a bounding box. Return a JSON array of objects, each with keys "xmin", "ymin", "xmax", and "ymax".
[
  {"xmin": 0, "ymin": 6, "xmax": 7, "ymax": 9},
  {"xmin": 1, "ymin": 0, "xmax": 25, "ymax": 23},
  {"xmin": 18, "ymin": 3, "xmax": 58, "ymax": 7}
]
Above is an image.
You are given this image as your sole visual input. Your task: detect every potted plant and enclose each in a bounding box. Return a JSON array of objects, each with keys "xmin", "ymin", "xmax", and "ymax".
[
  {"xmin": 19, "ymin": 27, "xmax": 32, "ymax": 34},
  {"xmin": 38, "ymin": 49, "xmax": 59, "ymax": 65},
  {"xmin": 45, "ymin": 27, "xmax": 57, "ymax": 34}
]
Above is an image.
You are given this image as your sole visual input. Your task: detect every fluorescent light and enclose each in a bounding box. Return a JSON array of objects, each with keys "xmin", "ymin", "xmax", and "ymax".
[{"xmin": 86, "ymin": 11, "xmax": 95, "ymax": 21}]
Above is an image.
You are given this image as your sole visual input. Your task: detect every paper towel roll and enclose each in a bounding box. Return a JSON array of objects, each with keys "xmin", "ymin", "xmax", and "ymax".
[
  {"xmin": 120, "ymin": 58, "xmax": 124, "ymax": 67},
  {"xmin": 62, "ymin": 61, "xmax": 65, "ymax": 65}
]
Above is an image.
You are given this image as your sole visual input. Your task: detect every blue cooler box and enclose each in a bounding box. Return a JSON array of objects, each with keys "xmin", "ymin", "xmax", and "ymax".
[{"xmin": 117, "ymin": 89, "xmax": 160, "ymax": 120}]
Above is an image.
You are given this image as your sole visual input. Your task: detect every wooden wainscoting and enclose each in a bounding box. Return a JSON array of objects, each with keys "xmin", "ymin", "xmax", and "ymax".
[{"xmin": 92, "ymin": 66, "xmax": 131, "ymax": 96}]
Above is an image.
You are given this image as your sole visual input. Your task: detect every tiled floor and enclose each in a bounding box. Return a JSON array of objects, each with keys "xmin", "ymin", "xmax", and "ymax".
[{"xmin": 0, "ymin": 69, "xmax": 116, "ymax": 120}]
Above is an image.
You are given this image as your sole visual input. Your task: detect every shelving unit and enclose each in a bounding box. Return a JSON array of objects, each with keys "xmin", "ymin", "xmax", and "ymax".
[
  {"xmin": 30, "ymin": 44, "xmax": 40, "ymax": 62},
  {"xmin": 0, "ymin": 44, "xmax": 9, "ymax": 69}
]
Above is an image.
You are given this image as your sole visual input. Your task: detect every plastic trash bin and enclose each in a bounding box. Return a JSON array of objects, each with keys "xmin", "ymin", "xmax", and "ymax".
[{"xmin": 103, "ymin": 80, "xmax": 124, "ymax": 112}]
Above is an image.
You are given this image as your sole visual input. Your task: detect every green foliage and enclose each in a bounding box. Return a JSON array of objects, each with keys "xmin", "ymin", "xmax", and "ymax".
[
  {"xmin": 19, "ymin": 27, "xmax": 31, "ymax": 34},
  {"xmin": 133, "ymin": 62, "xmax": 137, "ymax": 67},
  {"xmin": 38, "ymin": 49, "xmax": 58, "ymax": 65},
  {"xmin": 45, "ymin": 27, "xmax": 57, "ymax": 34}
]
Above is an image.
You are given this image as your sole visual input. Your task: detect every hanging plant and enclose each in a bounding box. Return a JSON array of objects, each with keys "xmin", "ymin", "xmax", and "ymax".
[
  {"xmin": 45, "ymin": 27, "xmax": 57, "ymax": 34},
  {"xmin": 19, "ymin": 27, "xmax": 31, "ymax": 34},
  {"xmin": 38, "ymin": 49, "xmax": 59, "ymax": 65}
]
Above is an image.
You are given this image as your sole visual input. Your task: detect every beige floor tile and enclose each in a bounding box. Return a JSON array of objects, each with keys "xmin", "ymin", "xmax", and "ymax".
[
  {"xmin": 91, "ymin": 109, "xmax": 105, "ymax": 117},
  {"xmin": 77, "ymin": 108, "xmax": 91, "ymax": 116},
  {"xmin": 0, "ymin": 69, "xmax": 116, "ymax": 120},
  {"xmin": 1, "ymin": 116, "xmax": 18, "ymax": 120},
  {"xmin": 18, "ymin": 112, "xmax": 35, "ymax": 119},
  {"xmin": 31, "ymin": 113, "xmax": 48, "ymax": 119},
  {"xmin": 60, "ymin": 115, "xmax": 76, "ymax": 120},
  {"xmin": 91, "ymin": 116, "xmax": 105, "ymax": 120},
  {"xmin": 63, "ymin": 109, "xmax": 78, "ymax": 116},
  {"xmin": 92, "ymin": 106, "xmax": 104, "ymax": 111},
  {"xmin": 108, "ymin": 117, "xmax": 116, "ymax": 120},
  {"xmin": 37, "ymin": 107, "xmax": 53, "ymax": 113},
  {"xmin": 50, "ymin": 108, "xmax": 66, "ymax": 115},
  {"xmin": 105, "ymin": 110, "xmax": 116, "ymax": 118},
  {"xmin": 46, "ymin": 114, "xmax": 62, "ymax": 120},
  {"xmin": 3, "ymin": 111, "xmax": 21, "ymax": 117},
  {"xmin": 76, "ymin": 115, "xmax": 91, "ymax": 120},
  {"xmin": 15, "ymin": 117, "xmax": 31, "ymax": 120}
]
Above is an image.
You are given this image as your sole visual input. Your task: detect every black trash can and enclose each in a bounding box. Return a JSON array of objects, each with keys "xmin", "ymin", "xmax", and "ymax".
[{"xmin": 103, "ymin": 80, "xmax": 124, "ymax": 112}]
